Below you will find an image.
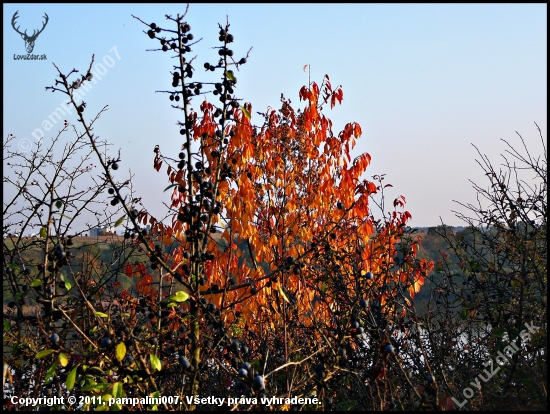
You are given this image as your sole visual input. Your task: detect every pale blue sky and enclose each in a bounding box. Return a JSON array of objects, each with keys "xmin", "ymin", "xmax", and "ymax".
[{"xmin": 3, "ymin": 3, "xmax": 547, "ymax": 230}]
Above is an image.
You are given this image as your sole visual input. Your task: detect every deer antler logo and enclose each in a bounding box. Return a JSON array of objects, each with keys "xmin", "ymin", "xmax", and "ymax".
[{"xmin": 12, "ymin": 11, "xmax": 49, "ymax": 54}]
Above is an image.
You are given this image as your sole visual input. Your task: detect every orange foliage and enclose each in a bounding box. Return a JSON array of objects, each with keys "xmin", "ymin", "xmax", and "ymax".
[{"xmin": 139, "ymin": 77, "xmax": 432, "ymax": 346}]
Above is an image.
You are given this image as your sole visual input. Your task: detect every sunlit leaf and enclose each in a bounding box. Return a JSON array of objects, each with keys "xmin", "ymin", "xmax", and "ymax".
[
  {"xmin": 100, "ymin": 394, "xmax": 113, "ymax": 409},
  {"xmin": 240, "ymin": 105, "xmax": 251, "ymax": 120},
  {"xmin": 115, "ymin": 342, "xmax": 126, "ymax": 362},
  {"xmin": 150, "ymin": 354, "xmax": 162, "ymax": 371},
  {"xmin": 169, "ymin": 291, "xmax": 189, "ymax": 303},
  {"xmin": 36, "ymin": 349, "xmax": 55, "ymax": 359},
  {"xmin": 277, "ymin": 283, "xmax": 290, "ymax": 303},
  {"xmin": 112, "ymin": 382, "xmax": 123, "ymax": 398},
  {"xmin": 58, "ymin": 352, "xmax": 69, "ymax": 367},
  {"xmin": 225, "ymin": 70, "xmax": 235, "ymax": 81},
  {"xmin": 114, "ymin": 215, "xmax": 125, "ymax": 227},
  {"xmin": 66, "ymin": 365, "xmax": 78, "ymax": 391}
]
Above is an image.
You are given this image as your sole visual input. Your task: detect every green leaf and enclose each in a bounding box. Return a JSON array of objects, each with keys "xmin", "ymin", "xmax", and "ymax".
[
  {"xmin": 97, "ymin": 395, "xmax": 111, "ymax": 410},
  {"xmin": 166, "ymin": 302, "xmax": 177, "ymax": 307},
  {"xmin": 8, "ymin": 263, "xmax": 20, "ymax": 269},
  {"xmin": 150, "ymin": 354, "xmax": 162, "ymax": 371},
  {"xmin": 64, "ymin": 281, "xmax": 73, "ymax": 291},
  {"xmin": 112, "ymin": 382, "xmax": 123, "ymax": 398},
  {"xmin": 58, "ymin": 352, "xmax": 69, "ymax": 367},
  {"xmin": 66, "ymin": 365, "xmax": 78, "ymax": 391},
  {"xmin": 40, "ymin": 227, "xmax": 48, "ymax": 238},
  {"xmin": 87, "ymin": 366, "xmax": 106, "ymax": 374},
  {"xmin": 225, "ymin": 70, "xmax": 235, "ymax": 82},
  {"xmin": 4, "ymin": 320, "xmax": 10, "ymax": 332},
  {"xmin": 55, "ymin": 200, "xmax": 63, "ymax": 209},
  {"xmin": 163, "ymin": 183, "xmax": 178, "ymax": 192},
  {"xmin": 45, "ymin": 360, "xmax": 58, "ymax": 384},
  {"xmin": 36, "ymin": 349, "xmax": 56, "ymax": 359},
  {"xmin": 240, "ymin": 105, "xmax": 251, "ymax": 120},
  {"xmin": 95, "ymin": 312, "xmax": 109, "ymax": 318},
  {"xmin": 114, "ymin": 215, "xmax": 126, "ymax": 227},
  {"xmin": 60, "ymin": 213, "xmax": 74, "ymax": 220},
  {"xmin": 30, "ymin": 279, "xmax": 42, "ymax": 287},
  {"xmin": 150, "ymin": 391, "xmax": 160, "ymax": 399},
  {"xmin": 169, "ymin": 291, "xmax": 189, "ymax": 303},
  {"xmin": 81, "ymin": 382, "xmax": 111, "ymax": 392},
  {"xmin": 115, "ymin": 342, "xmax": 126, "ymax": 362},
  {"xmin": 460, "ymin": 309, "xmax": 467, "ymax": 320},
  {"xmin": 15, "ymin": 293, "xmax": 21, "ymax": 300}
]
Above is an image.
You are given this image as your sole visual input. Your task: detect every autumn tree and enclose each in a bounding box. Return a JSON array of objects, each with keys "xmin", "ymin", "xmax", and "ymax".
[{"xmin": 134, "ymin": 11, "xmax": 439, "ymax": 410}]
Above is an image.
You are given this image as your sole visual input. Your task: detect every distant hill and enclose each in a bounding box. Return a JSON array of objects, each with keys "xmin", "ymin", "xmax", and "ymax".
[{"xmin": 4, "ymin": 229, "xmax": 461, "ymax": 307}]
